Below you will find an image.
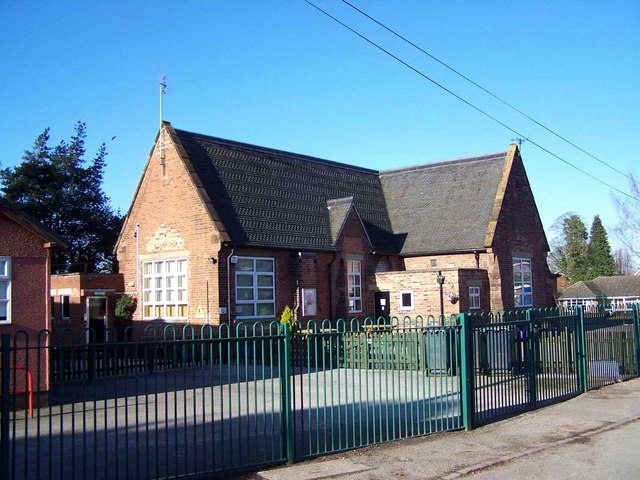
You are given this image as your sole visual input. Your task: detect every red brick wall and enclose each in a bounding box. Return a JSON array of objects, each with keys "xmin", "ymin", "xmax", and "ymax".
[
  {"xmin": 50, "ymin": 273, "xmax": 124, "ymax": 339},
  {"xmin": 489, "ymin": 151, "xmax": 555, "ymax": 310},
  {"xmin": 0, "ymin": 212, "xmax": 52, "ymax": 391},
  {"xmin": 116, "ymin": 128, "xmax": 223, "ymax": 330}
]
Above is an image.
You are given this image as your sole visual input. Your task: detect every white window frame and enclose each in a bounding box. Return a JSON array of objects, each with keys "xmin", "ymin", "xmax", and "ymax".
[
  {"xmin": 347, "ymin": 258, "xmax": 362, "ymax": 313},
  {"xmin": 513, "ymin": 257, "xmax": 533, "ymax": 307},
  {"xmin": 61, "ymin": 295, "xmax": 71, "ymax": 320},
  {"xmin": 0, "ymin": 257, "xmax": 11, "ymax": 324},
  {"xmin": 469, "ymin": 285, "xmax": 481, "ymax": 310},
  {"xmin": 142, "ymin": 258, "xmax": 188, "ymax": 320},
  {"xmin": 235, "ymin": 257, "xmax": 275, "ymax": 319},
  {"xmin": 399, "ymin": 290, "xmax": 414, "ymax": 311}
]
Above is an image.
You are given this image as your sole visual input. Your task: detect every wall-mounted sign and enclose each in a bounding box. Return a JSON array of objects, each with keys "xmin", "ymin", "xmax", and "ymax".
[{"xmin": 302, "ymin": 288, "xmax": 317, "ymax": 317}]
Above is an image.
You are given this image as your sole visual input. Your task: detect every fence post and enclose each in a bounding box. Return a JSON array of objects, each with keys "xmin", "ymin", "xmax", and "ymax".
[
  {"xmin": 575, "ymin": 306, "xmax": 589, "ymax": 393},
  {"xmin": 633, "ymin": 304, "xmax": 640, "ymax": 377},
  {"xmin": 280, "ymin": 323, "xmax": 294, "ymax": 464},
  {"xmin": 458, "ymin": 313, "xmax": 475, "ymax": 430},
  {"xmin": 1, "ymin": 334, "xmax": 10, "ymax": 480},
  {"xmin": 525, "ymin": 309, "xmax": 537, "ymax": 409}
]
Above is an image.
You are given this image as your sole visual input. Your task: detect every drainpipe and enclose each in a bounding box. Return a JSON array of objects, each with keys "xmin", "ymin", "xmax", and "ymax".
[
  {"xmin": 328, "ymin": 252, "xmax": 337, "ymax": 322},
  {"xmin": 227, "ymin": 247, "xmax": 234, "ymax": 325},
  {"xmin": 294, "ymin": 252, "xmax": 302, "ymax": 321},
  {"xmin": 135, "ymin": 224, "xmax": 140, "ymax": 295}
]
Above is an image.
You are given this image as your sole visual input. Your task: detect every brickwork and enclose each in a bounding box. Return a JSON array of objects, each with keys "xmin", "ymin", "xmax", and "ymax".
[
  {"xmin": 488, "ymin": 150, "xmax": 555, "ymax": 310},
  {"xmin": 0, "ymin": 212, "xmax": 54, "ymax": 391},
  {"xmin": 50, "ymin": 273, "xmax": 124, "ymax": 339},
  {"xmin": 116, "ymin": 128, "xmax": 223, "ymax": 328},
  {"xmin": 375, "ymin": 268, "xmax": 460, "ymax": 319}
]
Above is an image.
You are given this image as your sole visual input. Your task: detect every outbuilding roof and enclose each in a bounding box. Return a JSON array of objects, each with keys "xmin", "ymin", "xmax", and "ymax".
[{"xmin": 559, "ymin": 276, "xmax": 640, "ymax": 299}]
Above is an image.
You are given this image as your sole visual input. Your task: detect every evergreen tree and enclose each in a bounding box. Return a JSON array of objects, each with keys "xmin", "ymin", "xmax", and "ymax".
[
  {"xmin": 1, "ymin": 122, "xmax": 122, "ymax": 273},
  {"xmin": 588, "ymin": 215, "xmax": 616, "ymax": 278},
  {"xmin": 549, "ymin": 213, "xmax": 590, "ymax": 283}
]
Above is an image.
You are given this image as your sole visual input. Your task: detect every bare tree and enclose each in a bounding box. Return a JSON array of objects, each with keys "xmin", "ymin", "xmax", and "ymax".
[
  {"xmin": 613, "ymin": 175, "xmax": 640, "ymax": 268},
  {"xmin": 614, "ymin": 248, "xmax": 634, "ymax": 275}
]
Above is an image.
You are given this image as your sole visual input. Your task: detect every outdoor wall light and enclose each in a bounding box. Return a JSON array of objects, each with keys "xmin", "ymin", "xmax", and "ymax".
[{"xmin": 208, "ymin": 256, "xmax": 217, "ymax": 264}]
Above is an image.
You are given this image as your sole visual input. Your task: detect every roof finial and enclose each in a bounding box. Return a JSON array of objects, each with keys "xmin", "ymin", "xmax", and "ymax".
[
  {"xmin": 511, "ymin": 137, "xmax": 526, "ymax": 149},
  {"xmin": 159, "ymin": 75, "xmax": 167, "ymax": 165}
]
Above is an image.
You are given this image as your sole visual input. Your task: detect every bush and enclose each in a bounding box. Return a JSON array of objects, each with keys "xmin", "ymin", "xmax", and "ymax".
[{"xmin": 115, "ymin": 294, "xmax": 137, "ymax": 321}]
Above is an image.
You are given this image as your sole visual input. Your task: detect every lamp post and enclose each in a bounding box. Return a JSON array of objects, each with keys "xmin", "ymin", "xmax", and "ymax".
[{"xmin": 436, "ymin": 271, "xmax": 445, "ymax": 326}]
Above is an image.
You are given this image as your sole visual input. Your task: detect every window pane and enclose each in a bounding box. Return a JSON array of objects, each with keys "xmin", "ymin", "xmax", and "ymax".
[
  {"xmin": 143, "ymin": 291, "xmax": 151, "ymax": 302},
  {"xmin": 237, "ymin": 275, "xmax": 254, "ymax": 287},
  {"xmin": 0, "ymin": 302, "xmax": 7, "ymax": 320},
  {"xmin": 401, "ymin": 292, "xmax": 412, "ymax": 307},
  {"xmin": 177, "ymin": 259, "xmax": 187, "ymax": 272},
  {"xmin": 155, "ymin": 277, "xmax": 163, "ymax": 288},
  {"xmin": 256, "ymin": 303, "xmax": 275, "ymax": 316},
  {"xmin": 237, "ymin": 288, "xmax": 254, "ymax": 301},
  {"xmin": 155, "ymin": 291, "xmax": 163, "ymax": 301},
  {"xmin": 143, "ymin": 278, "xmax": 151, "ymax": 289},
  {"xmin": 143, "ymin": 263, "xmax": 152, "ymax": 275},
  {"xmin": 0, "ymin": 281, "xmax": 7, "ymax": 299},
  {"xmin": 166, "ymin": 305, "xmax": 175, "ymax": 317},
  {"xmin": 155, "ymin": 262, "xmax": 162, "ymax": 274},
  {"xmin": 166, "ymin": 277, "xmax": 173, "ymax": 288},
  {"xmin": 178, "ymin": 289, "xmax": 186, "ymax": 301},
  {"xmin": 178, "ymin": 276, "xmax": 185, "ymax": 288},
  {"xmin": 237, "ymin": 258, "xmax": 254, "ymax": 271},
  {"xmin": 165, "ymin": 260, "xmax": 175, "ymax": 274},
  {"xmin": 256, "ymin": 259, "xmax": 273, "ymax": 272},
  {"xmin": 236, "ymin": 304, "xmax": 255, "ymax": 317},
  {"xmin": 257, "ymin": 288, "xmax": 273, "ymax": 300},
  {"xmin": 166, "ymin": 290, "xmax": 173, "ymax": 301},
  {"xmin": 257, "ymin": 275, "xmax": 273, "ymax": 287}
]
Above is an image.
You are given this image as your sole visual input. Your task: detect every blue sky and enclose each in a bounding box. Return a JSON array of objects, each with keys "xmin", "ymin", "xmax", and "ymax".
[{"xmin": 1, "ymin": 0, "xmax": 638, "ymax": 252}]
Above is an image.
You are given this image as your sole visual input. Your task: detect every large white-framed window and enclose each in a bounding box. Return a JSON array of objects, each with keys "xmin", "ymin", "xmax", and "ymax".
[
  {"xmin": 513, "ymin": 257, "xmax": 533, "ymax": 307},
  {"xmin": 235, "ymin": 257, "xmax": 275, "ymax": 319},
  {"xmin": 0, "ymin": 257, "xmax": 10, "ymax": 323},
  {"xmin": 347, "ymin": 258, "xmax": 362, "ymax": 313},
  {"xmin": 469, "ymin": 286, "xmax": 481, "ymax": 310},
  {"xmin": 142, "ymin": 258, "xmax": 188, "ymax": 320},
  {"xmin": 399, "ymin": 290, "xmax": 414, "ymax": 310}
]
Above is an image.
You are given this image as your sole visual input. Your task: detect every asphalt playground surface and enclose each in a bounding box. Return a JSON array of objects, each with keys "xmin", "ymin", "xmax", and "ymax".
[{"xmin": 244, "ymin": 377, "xmax": 640, "ymax": 480}]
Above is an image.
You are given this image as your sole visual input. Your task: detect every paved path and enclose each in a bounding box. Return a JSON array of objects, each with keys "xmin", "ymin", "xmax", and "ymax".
[{"xmin": 248, "ymin": 377, "xmax": 640, "ymax": 480}]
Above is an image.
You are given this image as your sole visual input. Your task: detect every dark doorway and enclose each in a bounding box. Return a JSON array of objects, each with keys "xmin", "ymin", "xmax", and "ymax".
[
  {"xmin": 86, "ymin": 297, "xmax": 107, "ymax": 343},
  {"xmin": 374, "ymin": 291, "xmax": 390, "ymax": 323}
]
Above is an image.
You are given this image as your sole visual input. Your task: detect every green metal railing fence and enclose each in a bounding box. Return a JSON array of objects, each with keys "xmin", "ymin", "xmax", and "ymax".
[{"xmin": 1, "ymin": 305, "xmax": 639, "ymax": 479}]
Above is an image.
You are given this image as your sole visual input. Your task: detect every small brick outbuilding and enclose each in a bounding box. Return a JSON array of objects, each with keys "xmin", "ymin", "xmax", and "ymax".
[
  {"xmin": 115, "ymin": 123, "xmax": 555, "ymax": 330},
  {"xmin": 0, "ymin": 197, "xmax": 65, "ymax": 391}
]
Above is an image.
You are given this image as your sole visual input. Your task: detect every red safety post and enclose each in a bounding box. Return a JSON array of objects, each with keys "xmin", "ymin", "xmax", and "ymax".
[{"xmin": 9, "ymin": 366, "xmax": 33, "ymax": 418}]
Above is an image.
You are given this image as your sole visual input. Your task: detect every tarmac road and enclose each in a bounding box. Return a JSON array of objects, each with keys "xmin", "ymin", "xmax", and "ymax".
[{"xmin": 249, "ymin": 377, "xmax": 640, "ymax": 480}]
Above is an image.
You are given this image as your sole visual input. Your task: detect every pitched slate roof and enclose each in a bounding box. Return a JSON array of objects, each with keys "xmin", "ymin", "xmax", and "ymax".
[
  {"xmin": 167, "ymin": 124, "xmax": 513, "ymax": 256},
  {"xmin": 559, "ymin": 276, "xmax": 640, "ymax": 299},
  {"xmin": 174, "ymin": 128, "xmax": 397, "ymax": 252},
  {"xmin": 380, "ymin": 152, "xmax": 507, "ymax": 255}
]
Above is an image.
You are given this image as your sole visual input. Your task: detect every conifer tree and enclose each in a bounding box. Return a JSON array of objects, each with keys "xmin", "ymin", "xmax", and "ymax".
[
  {"xmin": 588, "ymin": 215, "xmax": 616, "ymax": 278},
  {"xmin": 1, "ymin": 122, "xmax": 122, "ymax": 273}
]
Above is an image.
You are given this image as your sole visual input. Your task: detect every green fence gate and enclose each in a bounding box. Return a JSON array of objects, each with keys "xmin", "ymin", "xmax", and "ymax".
[{"xmin": 2, "ymin": 306, "xmax": 639, "ymax": 479}]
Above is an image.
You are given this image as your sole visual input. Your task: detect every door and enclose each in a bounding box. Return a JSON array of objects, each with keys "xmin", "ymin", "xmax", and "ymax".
[
  {"xmin": 374, "ymin": 291, "xmax": 390, "ymax": 323},
  {"xmin": 86, "ymin": 297, "xmax": 108, "ymax": 343}
]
